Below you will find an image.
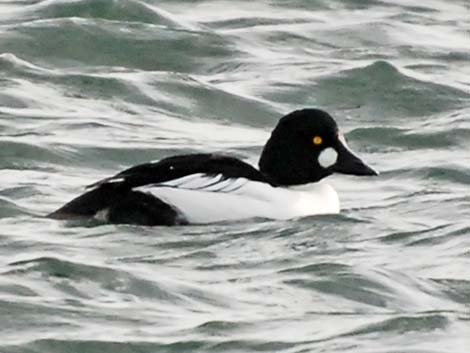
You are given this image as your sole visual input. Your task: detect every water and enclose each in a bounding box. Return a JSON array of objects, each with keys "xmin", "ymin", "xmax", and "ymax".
[{"xmin": 1, "ymin": 0, "xmax": 470, "ymax": 352}]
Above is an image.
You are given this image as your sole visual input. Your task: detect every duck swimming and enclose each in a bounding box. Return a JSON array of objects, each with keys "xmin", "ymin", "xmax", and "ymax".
[{"xmin": 48, "ymin": 108, "xmax": 378, "ymax": 225}]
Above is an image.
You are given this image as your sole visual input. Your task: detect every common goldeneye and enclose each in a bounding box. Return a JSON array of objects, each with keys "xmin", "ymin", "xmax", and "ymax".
[{"xmin": 48, "ymin": 109, "xmax": 378, "ymax": 225}]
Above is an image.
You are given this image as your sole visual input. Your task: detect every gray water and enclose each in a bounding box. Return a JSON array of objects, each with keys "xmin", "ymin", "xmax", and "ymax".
[{"xmin": 1, "ymin": 1, "xmax": 470, "ymax": 352}]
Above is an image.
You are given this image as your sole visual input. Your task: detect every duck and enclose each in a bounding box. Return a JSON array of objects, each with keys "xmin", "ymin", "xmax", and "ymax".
[{"xmin": 48, "ymin": 108, "xmax": 378, "ymax": 226}]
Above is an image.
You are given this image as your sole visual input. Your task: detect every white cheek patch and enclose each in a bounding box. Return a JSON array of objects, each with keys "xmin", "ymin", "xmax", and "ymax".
[{"xmin": 318, "ymin": 147, "xmax": 338, "ymax": 168}]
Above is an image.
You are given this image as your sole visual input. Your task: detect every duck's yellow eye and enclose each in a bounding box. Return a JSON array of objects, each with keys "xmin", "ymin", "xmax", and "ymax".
[{"xmin": 313, "ymin": 136, "xmax": 323, "ymax": 145}]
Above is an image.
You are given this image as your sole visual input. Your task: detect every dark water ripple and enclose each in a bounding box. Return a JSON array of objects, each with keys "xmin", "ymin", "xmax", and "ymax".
[{"xmin": 1, "ymin": 0, "xmax": 470, "ymax": 352}]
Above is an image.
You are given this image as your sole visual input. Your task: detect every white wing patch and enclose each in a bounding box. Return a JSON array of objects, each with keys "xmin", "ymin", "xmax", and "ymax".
[{"xmin": 142, "ymin": 173, "xmax": 249, "ymax": 193}]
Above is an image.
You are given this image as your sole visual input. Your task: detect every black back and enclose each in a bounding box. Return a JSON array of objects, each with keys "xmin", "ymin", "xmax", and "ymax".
[{"xmin": 88, "ymin": 153, "xmax": 270, "ymax": 190}]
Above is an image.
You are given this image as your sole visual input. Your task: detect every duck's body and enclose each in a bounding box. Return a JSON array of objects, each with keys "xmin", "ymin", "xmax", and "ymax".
[{"xmin": 49, "ymin": 109, "xmax": 377, "ymax": 226}]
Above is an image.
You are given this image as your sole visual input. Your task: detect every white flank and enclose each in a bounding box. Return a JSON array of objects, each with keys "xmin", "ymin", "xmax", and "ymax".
[{"xmin": 135, "ymin": 175, "xmax": 340, "ymax": 224}]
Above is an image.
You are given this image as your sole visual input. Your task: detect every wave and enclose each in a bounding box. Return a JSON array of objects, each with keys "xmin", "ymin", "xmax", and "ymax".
[
  {"xmin": 6, "ymin": 0, "xmax": 196, "ymax": 29},
  {"xmin": 1, "ymin": 1, "xmax": 470, "ymax": 352},
  {"xmin": 348, "ymin": 125, "xmax": 470, "ymax": 150},
  {"xmin": 313, "ymin": 61, "xmax": 469, "ymax": 118}
]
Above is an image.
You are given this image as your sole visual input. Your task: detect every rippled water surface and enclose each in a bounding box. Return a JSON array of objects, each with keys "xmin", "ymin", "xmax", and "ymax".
[{"xmin": 1, "ymin": 0, "xmax": 470, "ymax": 352}]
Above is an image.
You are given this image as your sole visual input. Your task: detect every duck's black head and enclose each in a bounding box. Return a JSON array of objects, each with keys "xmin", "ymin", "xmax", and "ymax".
[{"xmin": 259, "ymin": 108, "xmax": 377, "ymax": 186}]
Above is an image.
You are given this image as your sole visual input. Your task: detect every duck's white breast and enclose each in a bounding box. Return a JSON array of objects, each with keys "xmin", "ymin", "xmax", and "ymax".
[{"xmin": 135, "ymin": 176, "xmax": 339, "ymax": 224}]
